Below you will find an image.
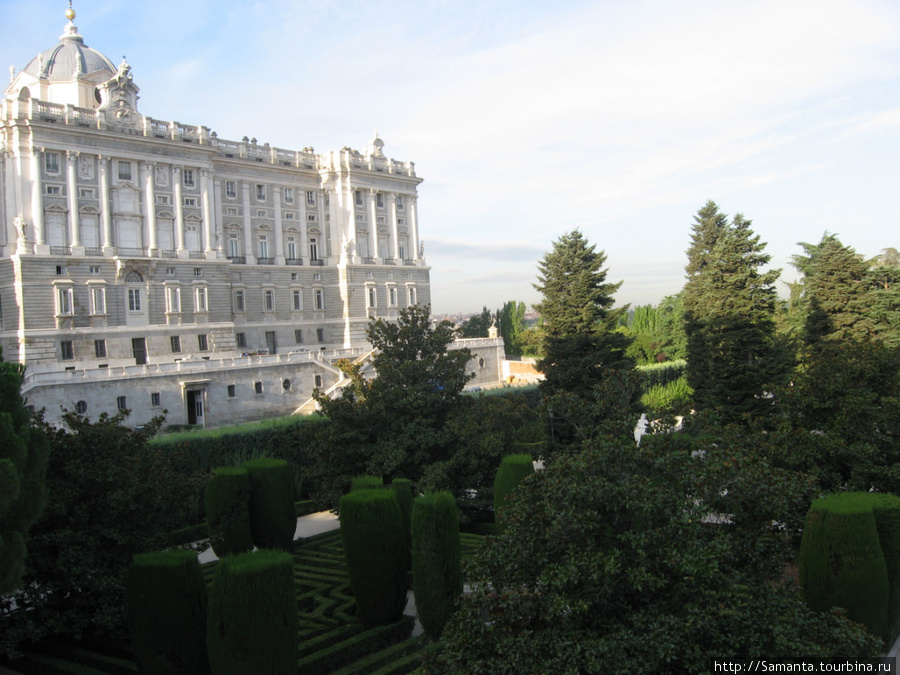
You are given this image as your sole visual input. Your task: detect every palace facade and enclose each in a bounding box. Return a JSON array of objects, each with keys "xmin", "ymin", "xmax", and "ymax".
[{"xmin": 0, "ymin": 9, "xmax": 506, "ymax": 427}]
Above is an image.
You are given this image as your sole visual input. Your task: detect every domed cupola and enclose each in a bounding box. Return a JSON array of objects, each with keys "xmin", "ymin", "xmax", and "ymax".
[{"xmin": 6, "ymin": 5, "xmax": 120, "ymax": 110}]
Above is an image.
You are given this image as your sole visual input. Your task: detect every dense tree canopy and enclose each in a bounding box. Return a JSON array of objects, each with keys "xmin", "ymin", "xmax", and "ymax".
[
  {"xmin": 533, "ymin": 230, "xmax": 632, "ymax": 398},
  {"xmin": 458, "ymin": 306, "xmax": 494, "ymax": 338},
  {"xmin": 497, "ymin": 300, "xmax": 527, "ymax": 356},
  {"xmin": 0, "ymin": 347, "xmax": 48, "ymax": 596},
  {"xmin": 682, "ymin": 201, "xmax": 788, "ymax": 420}
]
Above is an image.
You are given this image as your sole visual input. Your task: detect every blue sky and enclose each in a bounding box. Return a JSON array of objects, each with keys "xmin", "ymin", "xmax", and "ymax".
[{"xmin": 3, "ymin": 1, "xmax": 899, "ymax": 314}]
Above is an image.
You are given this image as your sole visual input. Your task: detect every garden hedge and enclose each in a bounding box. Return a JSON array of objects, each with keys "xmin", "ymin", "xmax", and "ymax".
[
  {"xmin": 206, "ymin": 550, "xmax": 297, "ymax": 675},
  {"xmin": 871, "ymin": 493, "xmax": 900, "ymax": 643},
  {"xmin": 241, "ymin": 458, "xmax": 297, "ymax": 551},
  {"xmin": 392, "ymin": 478, "xmax": 414, "ymax": 570},
  {"xmin": 204, "ymin": 467, "xmax": 253, "ymax": 557},
  {"xmin": 128, "ymin": 549, "xmax": 209, "ymax": 675},
  {"xmin": 412, "ymin": 491, "xmax": 462, "ymax": 638},
  {"xmin": 799, "ymin": 492, "xmax": 890, "ymax": 640},
  {"xmin": 339, "ymin": 489, "xmax": 408, "ymax": 627},
  {"xmin": 493, "ymin": 453, "xmax": 534, "ymax": 526},
  {"xmin": 351, "ymin": 475, "xmax": 385, "ymax": 491}
]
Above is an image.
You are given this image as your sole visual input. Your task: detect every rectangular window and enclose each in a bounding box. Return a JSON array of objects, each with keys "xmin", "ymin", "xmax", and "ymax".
[
  {"xmin": 233, "ymin": 290, "xmax": 245, "ymax": 312},
  {"xmin": 254, "ymin": 381, "xmax": 263, "ymax": 395},
  {"xmin": 90, "ymin": 287, "xmax": 106, "ymax": 314},
  {"xmin": 60, "ymin": 340, "xmax": 74, "ymax": 360},
  {"xmin": 284, "ymin": 187, "xmax": 294, "ymax": 203},
  {"xmin": 45, "ymin": 152, "xmax": 60, "ymax": 174},
  {"xmin": 367, "ymin": 286, "xmax": 377, "ymax": 308},
  {"xmin": 307, "ymin": 214, "xmax": 317, "ymax": 223},
  {"xmin": 128, "ymin": 289, "xmax": 141, "ymax": 312},
  {"xmin": 171, "ymin": 335, "xmax": 181, "ymax": 353},
  {"xmin": 79, "ymin": 188, "xmax": 96, "ymax": 199},
  {"xmin": 408, "ymin": 286, "xmax": 417, "ymax": 306},
  {"xmin": 198, "ymin": 334, "xmax": 209, "ymax": 351},
  {"xmin": 284, "ymin": 212, "xmax": 295, "ymax": 221},
  {"xmin": 286, "ymin": 238, "xmax": 297, "ymax": 259},
  {"xmin": 166, "ymin": 286, "xmax": 181, "ymax": 313},
  {"xmin": 90, "ymin": 265, "xmax": 101, "ymax": 275},
  {"xmin": 314, "ymin": 289, "xmax": 324, "ymax": 310},
  {"xmin": 258, "ymin": 237, "xmax": 269, "ymax": 259},
  {"xmin": 226, "ymin": 206, "xmax": 238, "ymax": 216},
  {"xmin": 155, "ymin": 194, "xmax": 171, "ymax": 205},
  {"xmin": 316, "ymin": 328, "xmax": 325, "ymax": 343},
  {"xmin": 314, "ymin": 374, "xmax": 323, "ymax": 388},
  {"xmin": 306, "ymin": 190, "xmax": 316, "ymax": 206},
  {"xmin": 57, "ymin": 287, "xmax": 73, "ymax": 315},
  {"xmin": 264, "ymin": 289, "xmax": 275, "ymax": 311},
  {"xmin": 227, "ymin": 384, "xmax": 236, "ymax": 398},
  {"xmin": 313, "ymin": 273, "xmax": 321, "ymax": 281},
  {"xmin": 94, "ymin": 339, "xmax": 107, "ymax": 358},
  {"xmin": 151, "ymin": 392, "xmax": 161, "ymax": 407},
  {"xmin": 183, "ymin": 169, "xmax": 195, "ymax": 187},
  {"xmin": 195, "ymin": 287, "xmax": 208, "ymax": 312},
  {"xmin": 256, "ymin": 184, "xmax": 266, "ymax": 201},
  {"xmin": 294, "ymin": 329, "xmax": 303, "ymax": 343},
  {"xmin": 256, "ymin": 209, "xmax": 267, "ymax": 218},
  {"xmin": 117, "ymin": 395, "xmax": 127, "ymax": 411},
  {"xmin": 225, "ymin": 180, "xmax": 236, "ymax": 198},
  {"xmin": 118, "ymin": 161, "xmax": 132, "ymax": 181},
  {"xmin": 194, "ymin": 268, "xmax": 203, "ymax": 277},
  {"xmin": 396, "ymin": 195, "xmax": 404, "ymax": 210},
  {"xmin": 184, "ymin": 197, "xmax": 197, "ymax": 207},
  {"xmin": 292, "ymin": 289, "xmax": 302, "ymax": 310},
  {"xmin": 376, "ymin": 192, "xmax": 384, "ymax": 208},
  {"xmin": 56, "ymin": 265, "xmax": 67, "ymax": 276},
  {"xmin": 228, "ymin": 237, "xmax": 240, "ymax": 257},
  {"xmin": 355, "ymin": 190, "xmax": 364, "ymax": 207},
  {"xmin": 389, "ymin": 287, "xmax": 397, "ymax": 307},
  {"xmin": 235, "ymin": 332, "xmax": 246, "ymax": 348},
  {"xmin": 45, "ymin": 185, "xmax": 62, "ymax": 195}
]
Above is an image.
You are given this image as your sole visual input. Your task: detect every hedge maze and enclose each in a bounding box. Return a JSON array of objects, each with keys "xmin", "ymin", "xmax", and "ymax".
[{"xmin": 9, "ymin": 528, "xmax": 484, "ymax": 674}]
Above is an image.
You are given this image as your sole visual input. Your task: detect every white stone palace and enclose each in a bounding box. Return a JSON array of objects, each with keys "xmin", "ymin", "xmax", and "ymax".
[{"xmin": 0, "ymin": 7, "xmax": 504, "ymax": 427}]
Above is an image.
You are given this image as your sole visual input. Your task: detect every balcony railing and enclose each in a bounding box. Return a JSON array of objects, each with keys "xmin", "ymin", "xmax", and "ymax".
[
  {"xmin": 403, "ymin": 259, "xmax": 416, "ymax": 266},
  {"xmin": 188, "ymin": 251, "xmax": 205, "ymax": 259},
  {"xmin": 84, "ymin": 247, "xmax": 102, "ymax": 256},
  {"xmin": 227, "ymin": 256, "xmax": 246, "ymax": 264},
  {"xmin": 285, "ymin": 258, "xmax": 304, "ymax": 266},
  {"xmin": 382, "ymin": 258, "xmax": 396, "ymax": 265},
  {"xmin": 362, "ymin": 257, "xmax": 376, "ymax": 265},
  {"xmin": 257, "ymin": 257, "xmax": 275, "ymax": 265},
  {"xmin": 310, "ymin": 259, "xmax": 325, "ymax": 267},
  {"xmin": 160, "ymin": 249, "xmax": 177, "ymax": 258},
  {"xmin": 49, "ymin": 246, "xmax": 72, "ymax": 255},
  {"xmin": 116, "ymin": 247, "xmax": 145, "ymax": 257}
]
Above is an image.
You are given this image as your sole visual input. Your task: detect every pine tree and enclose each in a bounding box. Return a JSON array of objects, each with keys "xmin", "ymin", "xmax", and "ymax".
[
  {"xmin": 533, "ymin": 230, "xmax": 632, "ymax": 398},
  {"xmin": 682, "ymin": 201, "xmax": 786, "ymax": 420},
  {"xmin": 498, "ymin": 300, "xmax": 526, "ymax": 355}
]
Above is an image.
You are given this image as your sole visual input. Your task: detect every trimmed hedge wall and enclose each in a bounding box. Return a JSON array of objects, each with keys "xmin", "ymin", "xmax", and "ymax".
[
  {"xmin": 351, "ymin": 475, "xmax": 386, "ymax": 491},
  {"xmin": 799, "ymin": 492, "xmax": 890, "ymax": 640},
  {"xmin": 128, "ymin": 549, "xmax": 209, "ymax": 675},
  {"xmin": 206, "ymin": 550, "xmax": 298, "ymax": 675},
  {"xmin": 392, "ymin": 478, "xmax": 414, "ymax": 571},
  {"xmin": 493, "ymin": 454, "xmax": 534, "ymax": 526},
  {"xmin": 871, "ymin": 493, "xmax": 900, "ymax": 643},
  {"xmin": 339, "ymin": 489, "xmax": 408, "ymax": 627},
  {"xmin": 636, "ymin": 359, "xmax": 687, "ymax": 388},
  {"xmin": 241, "ymin": 458, "xmax": 296, "ymax": 551},
  {"xmin": 412, "ymin": 491, "xmax": 462, "ymax": 638},
  {"xmin": 204, "ymin": 467, "xmax": 253, "ymax": 557}
]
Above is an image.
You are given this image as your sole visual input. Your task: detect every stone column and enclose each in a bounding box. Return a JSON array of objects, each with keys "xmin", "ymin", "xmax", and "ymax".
[
  {"xmin": 173, "ymin": 166, "xmax": 186, "ymax": 256},
  {"xmin": 201, "ymin": 169, "xmax": 213, "ymax": 256},
  {"xmin": 66, "ymin": 150, "xmax": 81, "ymax": 252},
  {"xmin": 322, "ymin": 188, "xmax": 332, "ymax": 259},
  {"xmin": 367, "ymin": 189, "xmax": 378, "ymax": 262},
  {"xmin": 99, "ymin": 156, "xmax": 112, "ymax": 252},
  {"xmin": 273, "ymin": 186, "xmax": 284, "ymax": 264},
  {"xmin": 213, "ymin": 178, "xmax": 224, "ymax": 255},
  {"xmin": 141, "ymin": 161, "xmax": 157, "ymax": 254},
  {"xmin": 389, "ymin": 192, "xmax": 400, "ymax": 261},
  {"xmin": 241, "ymin": 182, "xmax": 254, "ymax": 264},
  {"xmin": 410, "ymin": 195, "xmax": 420, "ymax": 261},
  {"xmin": 298, "ymin": 187, "xmax": 308, "ymax": 263},
  {"xmin": 29, "ymin": 148, "xmax": 45, "ymax": 247}
]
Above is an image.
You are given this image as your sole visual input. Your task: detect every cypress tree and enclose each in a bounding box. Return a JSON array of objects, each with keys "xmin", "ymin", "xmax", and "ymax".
[
  {"xmin": 412, "ymin": 491, "xmax": 462, "ymax": 638},
  {"xmin": 682, "ymin": 201, "xmax": 786, "ymax": 420},
  {"xmin": 241, "ymin": 459, "xmax": 296, "ymax": 552},
  {"xmin": 205, "ymin": 467, "xmax": 254, "ymax": 557}
]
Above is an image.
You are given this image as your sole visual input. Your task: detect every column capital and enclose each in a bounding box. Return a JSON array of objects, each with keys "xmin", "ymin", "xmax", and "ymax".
[
  {"xmin": 201, "ymin": 168, "xmax": 210, "ymax": 178},
  {"xmin": 31, "ymin": 146, "xmax": 44, "ymax": 155},
  {"xmin": 66, "ymin": 149, "xmax": 79, "ymax": 162},
  {"xmin": 141, "ymin": 160, "xmax": 156, "ymax": 171},
  {"xmin": 98, "ymin": 155, "xmax": 110, "ymax": 165},
  {"xmin": 171, "ymin": 164, "xmax": 183, "ymax": 175}
]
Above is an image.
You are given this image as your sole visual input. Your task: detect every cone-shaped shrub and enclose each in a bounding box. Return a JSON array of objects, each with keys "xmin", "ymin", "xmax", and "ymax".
[
  {"xmin": 206, "ymin": 550, "xmax": 297, "ymax": 675},
  {"xmin": 205, "ymin": 467, "xmax": 253, "ymax": 557},
  {"xmin": 351, "ymin": 475, "xmax": 385, "ymax": 491},
  {"xmin": 339, "ymin": 489, "xmax": 407, "ymax": 626},
  {"xmin": 392, "ymin": 478, "xmax": 414, "ymax": 570},
  {"xmin": 799, "ymin": 492, "xmax": 889, "ymax": 639},
  {"xmin": 493, "ymin": 454, "xmax": 534, "ymax": 526},
  {"xmin": 412, "ymin": 491, "xmax": 462, "ymax": 638},
  {"xmin": 241, "ymin": 458, "xmax": 296, "ymax": 551},
  {"xmin": 871, "ymin": 493, "xmax": 900, "ymax": 643},
  {"xmin": 128, "ymin": 550, "xmax": 210, "ymax": 675}
]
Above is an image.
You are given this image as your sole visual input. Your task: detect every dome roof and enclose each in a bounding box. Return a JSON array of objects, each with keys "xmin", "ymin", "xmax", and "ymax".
[{"xmin": 21, "ymin": 19, "xmax": 115, "ymax": 82}]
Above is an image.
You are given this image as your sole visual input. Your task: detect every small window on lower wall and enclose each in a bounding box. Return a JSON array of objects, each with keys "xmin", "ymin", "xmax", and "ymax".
[
  {"xmin": 227, "ymin": 384, "xmax": 236, "ymax": 398},
  {"xmin": 254, "ymin": 381, "xmax": 263, "ymax": 395},
  {"xmin": 116, "ymin": 396, "xmax": 127, "ymax": 411},
  {"xmin": 198, "ymin": 334, "xmax": 209, "ymax": 351},
  {"xmin": 75, "ymin": 400, "xmax": 87, "ymax": 414},
  {"xmin": 151, "ymin": 392, "xmax": 161, "ymax": 407},
  {"xmin": 282, "ymin": 378, "xmax": 291, "ymax": 391},
  {"xmin": 61, "ymin": 340, "xmax": 74, "ymax": 360},
  {"xmin": 314, "ymin": 374, "xmax": 323, "ymax": 389}
]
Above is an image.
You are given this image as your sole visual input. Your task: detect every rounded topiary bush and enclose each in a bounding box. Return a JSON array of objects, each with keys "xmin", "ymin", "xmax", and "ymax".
[
  {"xmin": 799, "ymin": 492, "xmax": 890, "ymax": 640},
  {"xmin": 392, "ymin": 478, "xmax": 414, "ymax": 570},
  {"xmin": 206, "ymin": 550, "xmax": 297, "ymax": 675},
  {"xmin": 128, "ymin": 549, "xmax": 210, "ymax": 675},
  {"xmin": 351, "ymin": 475, "xmax": 385, "ymax": 491},
  {"xmin": 412, "ymin": 491, "xmax": 462, "ymax": 638},
  {"xmin": 871, "ymin": 493, "xmax": 900, "ymax": 643},
  {"xmin": 339, "ymin": 489, "xmax": 407, "ymax": 627},
  {"xmin": 205, "ymin": 467, "xmax": 253, "ymax": 557},
  {"xmin": 493, "ymin": 454, "xmax": 535, "ymax": 526},
  {"xmin": 241, "ymin": 458, "xmax": 296, "ymax": 551}
]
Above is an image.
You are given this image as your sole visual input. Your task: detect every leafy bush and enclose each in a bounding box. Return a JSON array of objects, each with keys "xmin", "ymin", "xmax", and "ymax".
[
  {"xmin": 636, "ymin": 359, "xmax": 687, "ymax": 388},
  {"xmin": 351, "ymin": 475, "xmax": 385, "ymax": 491},
  {"xmin": 128, "ymin": 550, "xmax": 209, "ymax": 675},
  {"xmin": 206, "ymin": 550, "xmax": 297, "ymax": 675},
  {"xmin": 339, "ymin": 490, "xmax": 408, "ymax": 627},
  {"xmin": 241, "ymin": 459, "xmax": 296, "ymax": 552},
  {"xmin": 411, "ymin": 492, "xmax": 462, "ymax": 638},
  {"xmin": 799, "ymin": 492, "xmax": 890, "ymax": 640},
  {"xmin": 205, "ymin": 468, "xmax": 253, "ymax": 557},
  {"xmin": 640, "ymin": 376, "xmax": 693, "ymax": 416},
  {"xmin": 493, "ymin": 454, "xmax": 534, "ymax": 526}
]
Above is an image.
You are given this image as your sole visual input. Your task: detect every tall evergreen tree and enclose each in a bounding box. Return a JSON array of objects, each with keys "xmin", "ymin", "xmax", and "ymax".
[
  {"xmin": 682, "ymin": 201, "xmax": 786, "ymax": 420},
  {"xmin": 498, "ymin": 300, "xmax": 527, "ymax": 355},
  {"xmin": 533, "ymin": 230, "xmax": 632, "ymax": 399},
  {"xmin": 0, "ymin": 347, "xmax": 48, "ymax": 596}
]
